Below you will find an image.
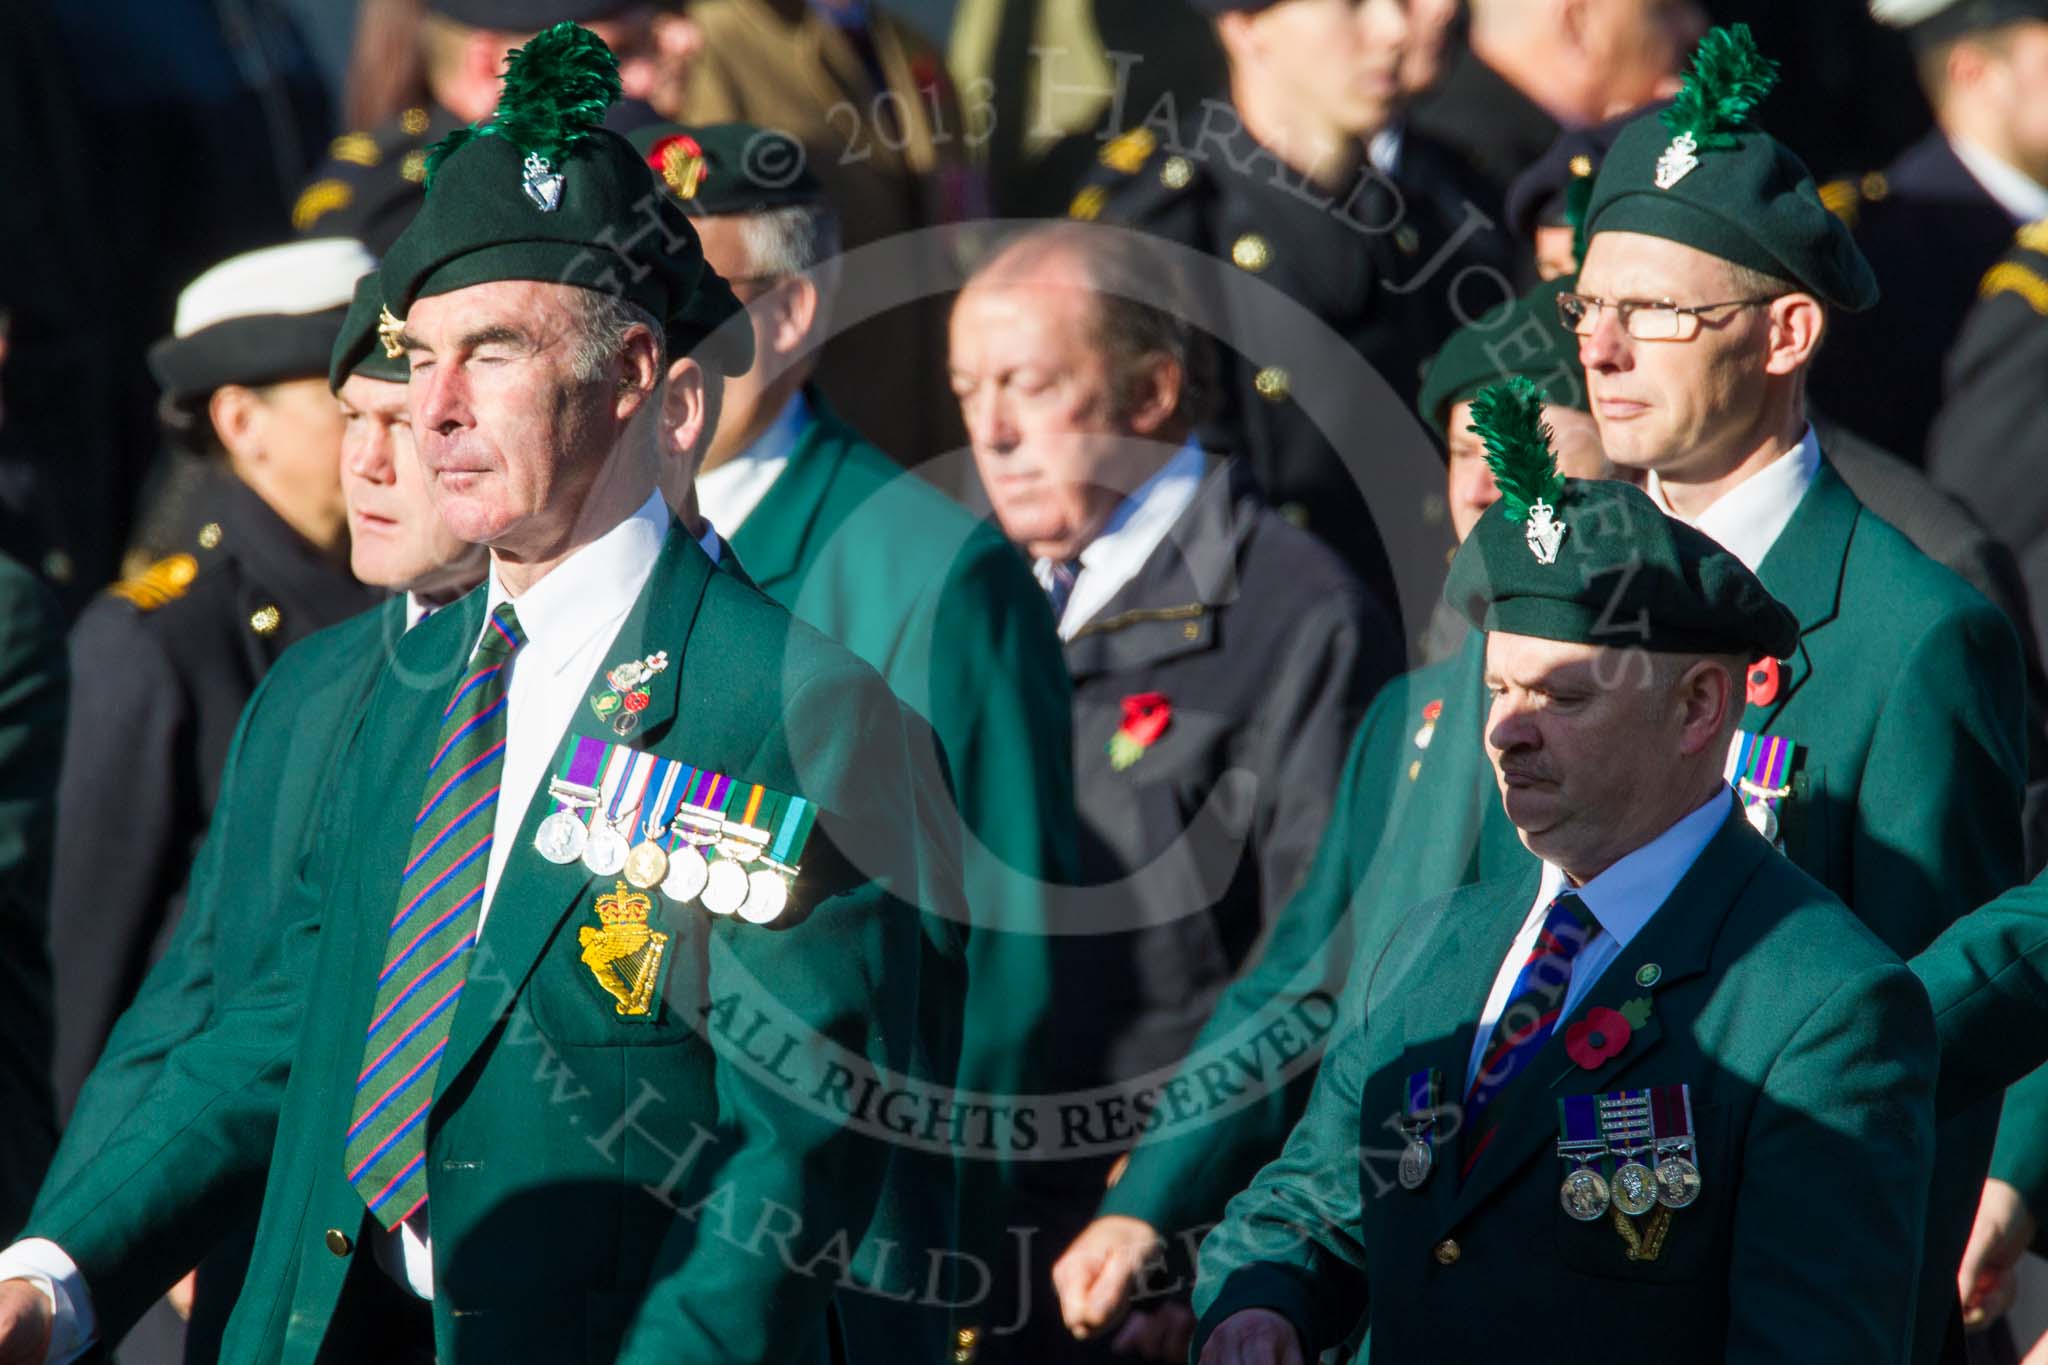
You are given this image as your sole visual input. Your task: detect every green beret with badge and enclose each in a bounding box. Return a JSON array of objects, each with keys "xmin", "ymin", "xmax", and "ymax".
[
  {"xmin": 1416, "ymin": 277, "xmax": 1591, "ymax": 433},
  {"xmin": 376, "ymin": 22, "xmax": 752, "ymax": 372},
  {"xmin": 1584, "ymin": 24, "xmax": 1880, "ymax": 313},
  {"xmin": 1443, "ymin": 378, "xmax": 1800, "ymax": 661},
  {"xmin": 329, "ymin": 271, "xmax": 409, "ymax": 390}
]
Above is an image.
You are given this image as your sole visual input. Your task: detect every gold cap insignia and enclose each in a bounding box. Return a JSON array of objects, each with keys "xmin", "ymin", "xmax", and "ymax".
[
  {"xmin": 647, "ymin": 133, "xmax": 707, "ymax": 201},
  {"xmin": 377, "ymin": 305, "xmax": 406, "ymax": 359}
]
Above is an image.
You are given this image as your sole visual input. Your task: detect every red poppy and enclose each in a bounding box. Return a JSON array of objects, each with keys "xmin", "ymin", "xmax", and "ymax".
[
  {"xmin": 1118, "ymin": 692, "xmax": 1172, "ymax": 747},
  {"xmin": 1564, "ymin": 1007, "xmax": 1632, "ymax": 1070},
  {"xmin": 623, "ymin": 690, "xmax": 651, "ymax": 713},
  {"xmin": 1745, "ymin": 656, "xmax": 1781, "ymax": 707},
  {"xmin": 1422, "ymin": 699, "xmax": 1444, "ymax": 724}
]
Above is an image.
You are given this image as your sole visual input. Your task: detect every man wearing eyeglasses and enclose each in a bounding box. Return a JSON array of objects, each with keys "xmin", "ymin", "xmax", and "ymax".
[{"xmin": 1568, "ymin": 29, "xmax": 2027, "ymax": 1364}]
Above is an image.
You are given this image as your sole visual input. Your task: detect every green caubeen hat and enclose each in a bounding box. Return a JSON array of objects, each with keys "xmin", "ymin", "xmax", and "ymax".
[
  {"xmin": 376, "ymin": 22, "xmax": 751, "ymax": 372},
  {"xmin": 331, "ymin": 271, "xmax": 409, "ymax": 390},
  {"xmin": 1444, "ymin": 378, "xmax": 1799, "ymax": 661},
  {"xmin": 1416, "ymin": 276, "xmax": 1590, "ymax": 436},
  {"xmin": 1584, "ymin": 25, "xmax": 1878, "ymax": 312}
]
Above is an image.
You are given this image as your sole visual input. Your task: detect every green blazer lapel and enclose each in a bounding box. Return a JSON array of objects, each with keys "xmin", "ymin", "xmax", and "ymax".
[
  {"xmin": 438, "ymin": 528, "xmax": 716, "ymax": 1094},
  {"xmin": 1444, "ymin": 805, "xmax": 1767, "ymax": 1229},
  {"xmin": 1749, "ymin": 462, "xmax": 1860, "ymax": 729},
  {"xmin": 726, "ymin": 405, "xmax": 845, "ymax": 592}
]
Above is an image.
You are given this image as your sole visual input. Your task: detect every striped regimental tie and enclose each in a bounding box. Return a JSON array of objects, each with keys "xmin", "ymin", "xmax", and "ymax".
[
  {"xmin": 345, "ymin": 602, "xmax": 523, "ymax": 1227},
  {"xmin": 1459, "ymin": 891, "xmax": 1596, "ymax": 1178}
]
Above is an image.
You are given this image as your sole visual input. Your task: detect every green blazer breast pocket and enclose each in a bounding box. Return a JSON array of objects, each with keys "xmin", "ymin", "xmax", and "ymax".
[
  {"xmin": 1550, "ymin": 1098, "xmax": 1735, "ymax": 1284},
  {"xmin": 526, "ymin": 881, "xmax": 711, "ymax": 1049}
]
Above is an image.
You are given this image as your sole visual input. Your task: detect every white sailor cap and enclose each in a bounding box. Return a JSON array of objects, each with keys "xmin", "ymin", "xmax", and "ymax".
[
  {"xmin": 150, "ymin": 238, "xmax": 377, "ymax": 403},
  {"xmin": 1871, "ymin": 0, "xmax": 2048, "ymax": 47}
]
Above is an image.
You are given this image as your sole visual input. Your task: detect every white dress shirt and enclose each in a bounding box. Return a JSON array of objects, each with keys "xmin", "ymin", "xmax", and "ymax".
[
  {"xmin": 1032, "ymin": 439, "xmax": 1205, "ymax": 640},
  {"xmin": 1950, "ymin": 133, "xmax": 2048, "ymax": 226},
  {"xmin": 1463, "ymin": 789, "xmax": 1732, "ymax": 1093},
  {"xmin": 3, "ymin": 492, "xmax": 719, "ymax": 1361},
  {"xmin": 1647, "ymin": 425, "xmax": 1821, "ymax": 575},
  {"xmin": 694, "ymin": 390, "xmax": 810, "ymax": 535}
]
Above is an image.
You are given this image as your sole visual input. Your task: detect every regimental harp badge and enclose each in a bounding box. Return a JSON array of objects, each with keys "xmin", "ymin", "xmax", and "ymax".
[
  {"xmin": 579, "ymin": 880, "xmax": 670, "ymax": 1018},
  {"xmin": 377, "ymin": 305, "xmax": 406, "ymax": 359},
  {"xmin": 1525, "ymin": 499, "xmax": 1568, "ymax": 565},
  {"xmin": 522, "ymin": 151, "xmax": 565, "ymax": 212},
  {"xmin": 1655, "ymin": 131, "xmax": 1700, "ymax": 190}
]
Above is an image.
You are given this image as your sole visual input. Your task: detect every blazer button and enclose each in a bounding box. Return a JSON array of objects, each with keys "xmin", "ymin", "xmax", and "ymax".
[
  {"xmin": 325, "ymin": 1229, "xmax": 353, "ymax": 1257},
  {"xmin": 1433, "ymin": 1238, "xmax": 1460, "ymax": 1266}
]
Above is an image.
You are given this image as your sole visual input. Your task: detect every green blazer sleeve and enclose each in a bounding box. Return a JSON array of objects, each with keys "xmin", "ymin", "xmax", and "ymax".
[
  {"xmin": 1990, "ymin": 1065, "xmax": 2048, "ymax": 1217},
  {"xmin": 0, "ymin": 555, "xmax": 66, "ymax": 1236},
  {"xmin": 1188, "ymin": 975, "xmax": 1375, "ymax": 1356},
  {"xmin": 35, "ymin": 678, "xmax": 264, "ymax": 1196},
  {"xmin": 1915, "ymin": 874, "xmax": 2048, "ymax": 1117},
  {"xmin": 1099, "ymin": 697, "xmax": 1391, "ymax": 1236},
  {"xmin": 1721, "ymin": 960, "xmax": 1938, "ymax": 1360},
  {"xmin": 615, "ymin": 663, "xmax": 925, "ymax": 1363}
]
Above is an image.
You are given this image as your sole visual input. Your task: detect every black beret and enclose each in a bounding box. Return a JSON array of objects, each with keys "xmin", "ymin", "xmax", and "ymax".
[{"xmin": 1444, "ymin": 380, "xmax": 1798, "ymax": 662}]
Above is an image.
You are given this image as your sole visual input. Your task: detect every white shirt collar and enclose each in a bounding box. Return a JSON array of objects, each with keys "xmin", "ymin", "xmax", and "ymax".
[
  {"xmin": 695, "ymin": 390, "xmax": 811, "ymax": 535},
  {"xmin": 1949, "ymin": 133, "xmax": 2048, "ymax": 225},
  {"xmin": 404, "ymin": 593, "xmax": 433, "ymax": 631},
  {"xmin": 1034, "ymin": 438, "xmax": 1206, "ymax": 639},
  {"xmin": 1533, "ymin": 787, "xmax": 1734, "ymax": 951},
  {"xmin": 480, "ymin": 489, "xmax": 673, "ymax": 676},
  {"xmin": 1647, "ymin": 425, "xmax": 1821, "ymax": 574},
  {"xmin": 1369, "ymin": 124, "xmax": 1403, "ymax": 176}
]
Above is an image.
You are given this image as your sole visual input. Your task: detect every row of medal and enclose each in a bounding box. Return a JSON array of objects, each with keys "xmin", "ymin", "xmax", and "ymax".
[
  {"xmin": 1555, "ymin": 1086, "xmax": 1702, "ymax": 1221},
  {"xmin": 1725, "ymin": 730, "xmax": 1796, "ymax": 844},
  {"xmin": 532, "ymin": 736, "xmax": 816, "ymax": 927}
]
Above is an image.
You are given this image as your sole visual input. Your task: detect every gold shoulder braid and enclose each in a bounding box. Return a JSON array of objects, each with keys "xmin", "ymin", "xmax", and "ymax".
[{"xmin": 107, "ymin": 553, "xmax": 199, "ymax": 612}]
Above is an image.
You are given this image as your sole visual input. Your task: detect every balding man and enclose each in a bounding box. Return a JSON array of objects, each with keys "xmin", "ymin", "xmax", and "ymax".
[{"xmin": 953, "ymin": 221, "xmax": 1398, "ymax": 1360}]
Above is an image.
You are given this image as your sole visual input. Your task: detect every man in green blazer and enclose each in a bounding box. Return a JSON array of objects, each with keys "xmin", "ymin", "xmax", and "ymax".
[
  {"xmin": 1567, "ymin": 29, "xmax": 2025, "ymax": 1360},
  {"xmin": 630, "ymin": 121, "xmax": 1077, "ymax": 1359},
  {"xmin": 0, "ymin": 27, "xmax": 938, "ymax": 1363},
  {"xmin": 22, "ymin": 276, "xmax": 489, "ymax": 1361},
  {"xmin": 1194, "ymin": 388, "xmax": 1939, "ymax": 1364}
]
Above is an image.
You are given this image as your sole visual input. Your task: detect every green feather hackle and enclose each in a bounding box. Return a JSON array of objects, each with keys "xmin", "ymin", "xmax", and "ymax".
[
  {"xmin": 1661, "ymin": 24, "xmax": 1779, "ymax": 151},
  {"xmin": 1468, "ymin": 377, "xmax": 1563, "ymax": 524},
  {"xmin": 422, "ymin": 21, "xmax": 621, "ymax": 189}
]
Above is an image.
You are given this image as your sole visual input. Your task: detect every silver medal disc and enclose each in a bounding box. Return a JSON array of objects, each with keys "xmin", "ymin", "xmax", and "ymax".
[
  {"xmin": 582, "ymin": 824, "xmax": 630, "ymax": 877},
  {"xmin": 662, "ymin": 845, "xmax": 710, "ymax": 904},
  {"xmin": 1560, "ymin": 1166, "xmax": 1611, "ymax": 1222},
  {"xmin": 1398, "ymin": 1137, "xmax": 1433, "ymax": 1191},
  {"xmin": 1654, "ymin": 1156, "xmax": 1702, "ymax": 1209},
  {"xmin": 534, "ymin": 810, "xmax": 589, "ymax": 865},
  {"xmin": 739, "ymin": 870, "xmax": 790, "ymax": 925},
  {"xmin": 701, "ymin": 858, "xmax": 749, "ymax": 916},
  {"xmin": 1745, "ymin": 798, "xmax": 1779, "ymax": 842},
  {"xmin": 1612, "ymin": 1160, "xmax": 1658, "ymax": 1216}
]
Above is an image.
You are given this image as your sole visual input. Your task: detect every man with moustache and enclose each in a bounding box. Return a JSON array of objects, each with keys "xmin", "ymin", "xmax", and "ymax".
[
  {"xmin": 24, "ymin": 277, "xmax": 488, "ymax": 1365},
  {"xmin": 0, "ymin": 24, "xmax": 932, "ymax": 1363},
  {"xmin": 1569, "ymin": 26, "xmax": 2025, "ymax": 1361},
  {"xmin": 1070, "ymin": 0, "xmax": 1513, "ymax": 607},
  {"xmin": 1191, "ymin": 384, "xmax": 1937, "ymax": 1364}
]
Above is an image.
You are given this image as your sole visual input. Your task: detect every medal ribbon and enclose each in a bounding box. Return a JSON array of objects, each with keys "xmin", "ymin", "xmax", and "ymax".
[
  {"xmin": 1596, "ymin": 1089, "xmax": 1654, "ymax": 1157},
  {"xmin": 1650, "ymin": 1083, "xmax": 1695, "ymax": 1148},
  {"xmin": 769, "ymin": 795, "xmax": 818, "ymax": 869},
  {"xmin": 548, "ymin": 736, "xmax": 606, "ymax": 815},
  {"xmin": 642, "ymin": 758, "xmax": 687, "ymax": 841},
  {"xmin": 1557, "ymin": 1093, "xmax": 1602, "ymax": 1153}
]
